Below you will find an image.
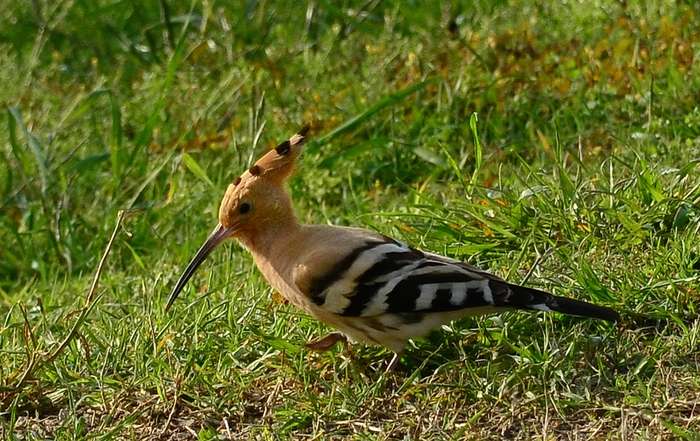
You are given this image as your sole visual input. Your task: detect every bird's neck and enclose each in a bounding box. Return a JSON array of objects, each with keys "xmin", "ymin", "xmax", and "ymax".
[{"xmin": 238, "ymin": 206, "xmax": 302, "ymax": 295}]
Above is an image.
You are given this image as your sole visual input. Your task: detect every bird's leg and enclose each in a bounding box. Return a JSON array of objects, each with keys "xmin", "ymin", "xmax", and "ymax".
[
  {"xmin": 386, "ymin": 350, "xmax": 404, "ymax": 373},
  {"xmin": 305, "ymin": 332, "xmax": 347, "ymax": 352}
]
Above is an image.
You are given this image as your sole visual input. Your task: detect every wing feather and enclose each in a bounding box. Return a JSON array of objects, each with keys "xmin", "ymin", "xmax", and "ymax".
[
  {"xmin": 292, "ymin": 228, "xmax": 619, "ymax": 325},
  {"xmin": 295, "ymin": 234, "xmax": 502, "ymax": 317}
]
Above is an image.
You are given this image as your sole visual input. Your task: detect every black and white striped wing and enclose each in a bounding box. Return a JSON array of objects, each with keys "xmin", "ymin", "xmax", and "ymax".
[{"xmin": 303, "ymin": 237, "xmax": 514, "ymax": 318}]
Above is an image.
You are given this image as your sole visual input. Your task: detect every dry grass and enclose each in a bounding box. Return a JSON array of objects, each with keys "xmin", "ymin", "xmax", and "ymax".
[{"xmin": 2, "ymin": 0, "xmax": 699, "ymax": 439}]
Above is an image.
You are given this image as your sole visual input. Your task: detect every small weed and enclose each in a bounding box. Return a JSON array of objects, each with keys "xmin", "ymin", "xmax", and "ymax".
[{"xmin": 1, "ymin": 1, "xmax": 699, "ymax": 439}]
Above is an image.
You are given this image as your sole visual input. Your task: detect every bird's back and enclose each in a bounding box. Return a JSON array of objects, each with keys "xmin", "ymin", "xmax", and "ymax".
[{"xmin": 249, "ymin": 224, "xmax": 617, "ymax": 351}]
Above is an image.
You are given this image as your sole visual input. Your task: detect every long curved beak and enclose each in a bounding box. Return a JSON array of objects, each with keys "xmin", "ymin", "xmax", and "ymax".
[{"xmin": 165, "ymin": 223, "xmax": 236, "ymax": 311}]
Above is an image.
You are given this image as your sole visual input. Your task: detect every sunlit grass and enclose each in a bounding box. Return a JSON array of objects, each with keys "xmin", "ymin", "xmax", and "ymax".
[{"xmin": 1, "ymin": 0, "xmax": 699, "ymax": 439}]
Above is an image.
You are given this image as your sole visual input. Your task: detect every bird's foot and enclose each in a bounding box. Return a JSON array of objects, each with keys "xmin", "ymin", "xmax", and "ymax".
[{"xmin": 305, "ymin": 332, "xmax": 347, "ymax": 352}]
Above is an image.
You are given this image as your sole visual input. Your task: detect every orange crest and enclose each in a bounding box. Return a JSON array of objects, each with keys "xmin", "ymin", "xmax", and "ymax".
[{"xmin": 218, "ymin": 123, "xmax": 311, "ymax": 228}]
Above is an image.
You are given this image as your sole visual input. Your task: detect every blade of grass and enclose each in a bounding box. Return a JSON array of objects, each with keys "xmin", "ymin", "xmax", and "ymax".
[
  {"xmin": 438, "ymin": 142, "xmax": 470, "ymax": 196},
  {"xmin": 59, "ymin": 88, "xmax": 109, "ymax": 127},
  {"xmin": 8, "ymin": 106, "xmax": 48, "ymax": 193},
  {"xmin": 181, "ymin": 153, "xmax": 216, "ymax": 189},
  {"xmin": 316, "ymin": 0, "xmax": 381, "ymax": 36},
  {"xmin": 109, "ymin": 91, "xmax": 124, "ymax": 179},
  {"xmin": 308, "ymin": 77, "xmax": 440, "ymax": 152},
  {"xmin": 126, "ymin": 153, "xmax": 174, "ymax": 209},
  {"xmin": 469, "ymin": 112, "xmax": 483, "ymax": 187}
]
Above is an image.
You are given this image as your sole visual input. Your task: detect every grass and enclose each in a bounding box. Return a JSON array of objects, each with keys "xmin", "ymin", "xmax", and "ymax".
[{"xmin": 1, "ymin": 0, "xmax": 699, "ymax": 439}]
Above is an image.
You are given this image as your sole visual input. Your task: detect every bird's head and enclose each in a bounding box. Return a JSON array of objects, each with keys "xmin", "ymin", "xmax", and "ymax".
[{"xmin": 165, "ymin": 123, "xmax": 310, "ymax": 311}]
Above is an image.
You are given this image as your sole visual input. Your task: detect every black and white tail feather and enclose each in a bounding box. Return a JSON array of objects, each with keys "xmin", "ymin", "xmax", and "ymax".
[{"xmin": 307, "ymin": 235, "xmax": 620, "ymax": 323}]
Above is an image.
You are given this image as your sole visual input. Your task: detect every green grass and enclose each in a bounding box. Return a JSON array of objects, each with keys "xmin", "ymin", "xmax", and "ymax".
[{"xmin": 1, "ymin": 0, "xmax": 699, "ymax": 439}]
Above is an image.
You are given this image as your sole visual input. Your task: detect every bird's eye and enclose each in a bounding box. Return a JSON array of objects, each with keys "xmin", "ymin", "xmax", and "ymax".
[{"xmin": 238, "ymin": 201, "xmax": 252, "ymax": 215}]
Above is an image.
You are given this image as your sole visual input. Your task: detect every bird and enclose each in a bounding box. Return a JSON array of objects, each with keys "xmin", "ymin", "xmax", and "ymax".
[{"xmin": 166, "ymin": 123, "xmax": 619, "ymax": 371}]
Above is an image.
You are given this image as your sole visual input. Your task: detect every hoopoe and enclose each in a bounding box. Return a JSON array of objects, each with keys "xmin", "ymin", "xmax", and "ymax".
[{"xmin": 166, "ymin": 123, "xmax": 619, "ymax": 371}]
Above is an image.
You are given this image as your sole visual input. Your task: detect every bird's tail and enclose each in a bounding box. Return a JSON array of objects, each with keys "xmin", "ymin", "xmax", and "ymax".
[{"xmin": 507, "ymin": 284, "xmax": 620, "ymax": 322}]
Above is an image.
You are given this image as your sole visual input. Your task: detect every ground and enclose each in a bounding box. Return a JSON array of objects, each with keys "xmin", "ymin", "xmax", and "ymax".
[{"xmin": 1, "ymin": 1, "xmax": 699, "ymax": 439}]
